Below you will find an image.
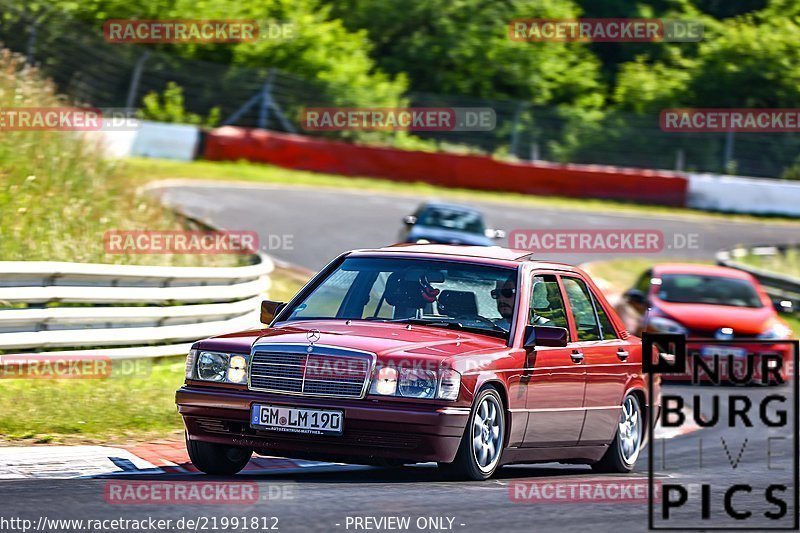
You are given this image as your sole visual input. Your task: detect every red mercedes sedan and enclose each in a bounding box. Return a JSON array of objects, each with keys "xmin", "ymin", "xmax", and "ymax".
[
  {"xmin": 176, "ymin": 245, "xmax": 657, "ymax": 480},
  {"xmin": 619, "ymin": 263, "xmax": 794, "ymax": 382}
]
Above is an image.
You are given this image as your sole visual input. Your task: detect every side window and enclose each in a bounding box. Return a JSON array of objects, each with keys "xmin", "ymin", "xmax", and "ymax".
[
  {"xmin": 529, "ymin": 275, "xmax": 570, "ymax": 339},
  {"xmin": 593, "ymin": 297, "xmax": 618, "ymax": 340},
  {"xmin": 562, "ymin": 277, "xmax": 601, "ymax": 342}
]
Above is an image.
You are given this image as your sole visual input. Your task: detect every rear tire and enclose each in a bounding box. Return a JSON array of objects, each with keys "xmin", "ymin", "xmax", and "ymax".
[
  {"xmin": 439, "ymin": 388, "xmax": 505, "ymax": 481},
  {"xmin": 592, "ymin": 393, "xmax": 643, "ymax": 473},
  {"xmin": 187, "ymin": 435, "xmax": 252, "ymax": 475}
]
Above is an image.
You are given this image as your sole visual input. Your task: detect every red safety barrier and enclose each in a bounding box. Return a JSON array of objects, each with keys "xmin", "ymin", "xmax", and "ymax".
[{"xmin": 203, "ymin": 127, "xmax": 688, "ymax": 205}]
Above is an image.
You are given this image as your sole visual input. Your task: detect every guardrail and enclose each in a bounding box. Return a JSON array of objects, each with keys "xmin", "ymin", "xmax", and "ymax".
[
  {"xmin": 716, "ymin": 244, "xmax": 800, "ymax": 308},
  {"xmin": 0, "ymin": 255, "xmax": 273, "ymax": 354}
]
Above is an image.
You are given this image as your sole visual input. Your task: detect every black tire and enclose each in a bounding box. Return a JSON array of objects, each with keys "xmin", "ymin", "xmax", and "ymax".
[
  {"xmin": 187, "ymin": 436, "xmax": 252, "ymax": 475},
  {"xmin": 592, "ymin": 392, "xmax": 643, "ymax": 473},
  {"xmin": 438, "ymin": 388, "xmax": 505, "ymax": 481}
]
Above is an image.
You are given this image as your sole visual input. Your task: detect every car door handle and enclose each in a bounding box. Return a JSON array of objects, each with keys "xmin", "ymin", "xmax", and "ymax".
[
  {"xmin": 617, "ymin": 349, "xmax": 629, "ymax": 361},
  {"xmin": 570, "ymin": 350, "xmax": 584, "ymax": 363}
]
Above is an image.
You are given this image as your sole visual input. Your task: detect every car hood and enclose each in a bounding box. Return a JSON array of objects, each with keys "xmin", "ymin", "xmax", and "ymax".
[
  {"xmin": 193, "ymin": 320, "xmax": 505, "ymax": 364},
  {"xmin": 654, "ymin": 300, "xmax": 777, "ymax": 335},
  {"xmin": 409, "ymin": 226, "xmax": 493, "ymax": 246}
]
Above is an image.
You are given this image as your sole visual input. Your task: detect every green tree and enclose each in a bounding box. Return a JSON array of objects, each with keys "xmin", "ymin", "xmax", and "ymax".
[
  {"xmin": 140, "ymin": 81, "xmax": 220, "ymax": 126},
  {"xmin": 327, "ymin": 0, "xmax": 605, "ymax": 109}
]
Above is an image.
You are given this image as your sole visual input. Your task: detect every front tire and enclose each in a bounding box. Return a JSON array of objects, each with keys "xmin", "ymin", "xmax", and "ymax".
[
  {"xmin": 187, "ymin": 435, "xmax": 252, "ymax": 475},
  {"xmin": 592, "ymin": 392, "xmax": 643, "ymax": 473},
  {"xmin": 439, "ymin": 388, "xmax": 505, "ymax": 480}
]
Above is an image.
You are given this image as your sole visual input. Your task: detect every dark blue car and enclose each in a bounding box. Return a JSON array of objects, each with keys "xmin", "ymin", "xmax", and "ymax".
[{"xmin": 398, "ymin": 202, "xmax": 505, "ymax": 246}]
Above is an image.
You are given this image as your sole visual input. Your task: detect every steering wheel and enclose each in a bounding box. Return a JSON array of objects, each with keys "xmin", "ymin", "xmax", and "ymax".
[{"xmin": 467, "ymin": 314, "xmax": 507, "ymax": 332}]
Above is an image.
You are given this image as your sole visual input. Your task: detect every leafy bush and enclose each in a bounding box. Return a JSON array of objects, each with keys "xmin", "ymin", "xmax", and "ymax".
[{"xmin": 140, "ymin": 82, "xmax": 220, "ymax": 127}]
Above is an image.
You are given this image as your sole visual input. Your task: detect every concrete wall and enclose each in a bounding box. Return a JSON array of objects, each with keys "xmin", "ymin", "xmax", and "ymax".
[{"xmin": 688, "ymin": 173, "xmax": 800, "ymax": 216}]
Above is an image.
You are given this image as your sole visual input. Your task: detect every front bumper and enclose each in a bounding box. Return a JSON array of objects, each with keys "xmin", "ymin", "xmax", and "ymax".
[{"xmin": 176, "ymin": 386, "xmax": 469, "ymax": 464}]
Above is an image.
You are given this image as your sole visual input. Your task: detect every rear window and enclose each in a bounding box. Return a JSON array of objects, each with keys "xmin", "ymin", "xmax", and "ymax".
[{"xmin": 417, "ymin": 207, "xmax": 486, "ymax": 234}]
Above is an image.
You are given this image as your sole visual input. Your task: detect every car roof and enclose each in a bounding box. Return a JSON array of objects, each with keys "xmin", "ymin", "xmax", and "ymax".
[
  {"xmin": 652, "ymin": 263, "xmax": 755, "ymax": 281},
  {"xmin": 347, "ymin": 244, "xmax": 579, "ymax": 271},
  {"xmin": 418, "ymin": 201, "xmax": 483, "ymax": 214}
]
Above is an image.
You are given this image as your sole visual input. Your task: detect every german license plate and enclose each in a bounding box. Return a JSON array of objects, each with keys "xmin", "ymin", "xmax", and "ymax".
[
  {"xmin": 250, "ymin": 404, "xmax": 343, "ymax": 436},
  {"xmin": 701, "ymin": 346, "xmax": 748, "ymax": 358}
]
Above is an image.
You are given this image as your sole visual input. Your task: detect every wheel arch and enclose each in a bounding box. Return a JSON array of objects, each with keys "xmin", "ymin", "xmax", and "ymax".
[{"xmin": 473, "ymin": 377, "xmax": 510, "ymax": 447}]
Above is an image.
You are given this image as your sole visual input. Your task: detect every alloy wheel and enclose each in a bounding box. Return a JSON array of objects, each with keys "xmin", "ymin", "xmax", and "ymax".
[
  {"xmin": 618, "ymin": 395, "xmax": 642, "ymax": 465},
  {"xmin": 471, "ymin": 394, "xmax": 503, "ymax": 473}
]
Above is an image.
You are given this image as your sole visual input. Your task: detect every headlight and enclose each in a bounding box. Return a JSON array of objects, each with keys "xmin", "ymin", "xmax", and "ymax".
[
  {"xmin": 758, "ymin": 322, "xmax": 793, "ymax": 340},
  {"xmin": 399, "ymin": 368, "xmax": 437, "ymax": 398},
  {"xmin": 197, "ymin": 351, "xmax": 229, "ymax": 381},
  {"xmin": 370, "ymin": 366, "xmax": 398, "ymax": 395},
  {"xmin": 369, "ymin": 365, "xmax": 461, "ymax": 400},
  {"xmin": 437, "ymin": 368, "xmax": 461, "ymax": 400},
  {"xmin": 190, "ymin": 351, "xmax": 250, "ymax": 384},
  {"xmin": 227, "ymin": 355, "xmax": 248, "ymax": 383},
  {"xmin": 647, "ymin": 316, "xmax": 688, "ymax": 335}
]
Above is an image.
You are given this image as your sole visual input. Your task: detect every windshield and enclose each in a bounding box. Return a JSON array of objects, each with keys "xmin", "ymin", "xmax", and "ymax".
[
  {"xmin": 417, "ymin": 208, "xmax": 486, "ymax": 234},
  {"xmin": 283, "ymin": 257, "xmax": 517, "ymax": 338},
  {"xmin": 657, "ymin": 274, "xmax": 763, "ymax": 308}
]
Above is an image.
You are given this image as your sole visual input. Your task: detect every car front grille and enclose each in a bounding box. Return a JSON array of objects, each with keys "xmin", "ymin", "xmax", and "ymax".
[{"xmin": 248, "ymin": 344, "xmax": 374, "ymax": 399}]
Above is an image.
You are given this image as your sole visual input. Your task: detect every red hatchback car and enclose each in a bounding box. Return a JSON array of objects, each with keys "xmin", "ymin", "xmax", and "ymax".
[
  {"xmin": 176, "ymin": 245, "xmax": 657, "ymax": 480},
  {"xmin": 619, "ymin": 263, "xmax": 794, "ymax": 382}
]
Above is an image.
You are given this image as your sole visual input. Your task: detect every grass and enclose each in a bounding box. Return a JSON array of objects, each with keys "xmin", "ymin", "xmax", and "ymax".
[
  {"xmin": 729, "ymin": 249, "xmax": 800, "ymax": 333},
  {"xmin": 0, "ymin": 51, "xmax": 239, "ymax": 267},
  {"xmin": 581, "ymin": 257, "xmax": 673, "ymax": 295},
  {"xmin": 738, "ymin": 248, "xmax": 800, "ymax": 279},
  {"xmin": 0, "ymin": 357, "xmax": 186, "ymax": 444},
  {"xmin": 126, "ymin": 158, "xmax": 800, "ymax": 225},
  {"xmin": 268, "ymin": 265, "xmax": 311, "ymax": 303}
]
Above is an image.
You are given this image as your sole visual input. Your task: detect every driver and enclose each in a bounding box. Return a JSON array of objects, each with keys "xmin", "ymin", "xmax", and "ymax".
[{"xmin": 491, "ymin": 275, "xmax": 516, "ymax": 331}]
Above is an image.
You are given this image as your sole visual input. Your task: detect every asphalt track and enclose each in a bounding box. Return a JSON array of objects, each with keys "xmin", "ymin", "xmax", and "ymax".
[
  {"xmin": 152, "ymin": 180, "xmax": 800, "ymax": 271},
  {"xmin": 1, "ymin": 383, "xmax": 795, "ymax": 532},
  {"xmin": 2, "ymin": 181, "xmax": 797, "ymax": 532}
]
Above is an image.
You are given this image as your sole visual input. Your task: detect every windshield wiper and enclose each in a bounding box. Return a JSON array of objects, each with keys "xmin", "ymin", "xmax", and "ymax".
[{"xmin": 387, "ymin": 317, "xmax": 462, "ymax": 327}]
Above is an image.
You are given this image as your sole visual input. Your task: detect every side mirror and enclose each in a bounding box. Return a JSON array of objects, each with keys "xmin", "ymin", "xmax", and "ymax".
[
  {"xmin": 774, "ymin": 299, "xmax": 794, "ymax": 314},
  {"xmin": 403, "ymin": 215, "xmax": 417, "ymax": 227},
  {"xmin": 624, "ymin": 288, "xmax": 648, "ymax": 306},
  {"xmin": 523, "ymin": 325, "xmax": 569, "ymax": 348},
  {"xmin": 260, "ymin": 300, "xmax": 287, "ymax": 324},
  {"xmin": 484, "ymin": 228, "xmax": 506, "ymax": 239}
]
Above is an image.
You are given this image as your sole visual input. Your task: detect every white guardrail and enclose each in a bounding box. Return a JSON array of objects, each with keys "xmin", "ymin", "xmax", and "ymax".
[
  {"xmin": 0, "ymin": 255, "xmax": 273, "ymax": 357},
  {"xmin": 716, "ymin": 245, "xmax": 800, "ymax": 308}
]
